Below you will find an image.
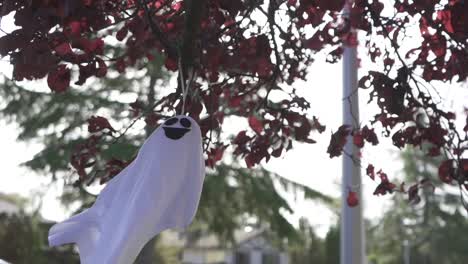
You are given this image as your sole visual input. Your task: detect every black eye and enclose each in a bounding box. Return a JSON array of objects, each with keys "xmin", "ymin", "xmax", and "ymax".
[
  {"xmin": 164, "ymin": 118, "xmax": 178, "ymax": 126},
  {"xmin": 180, "ymin": 118, "xmax": 191, "ymax": 128}
]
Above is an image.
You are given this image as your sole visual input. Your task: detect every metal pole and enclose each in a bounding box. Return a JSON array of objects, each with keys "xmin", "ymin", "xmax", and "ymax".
[
  {"xmin": 403, "ymin": 240, "xmax": 410, "ymax": 264},
  {"xmin": 340, "ymin": 1, "xmax": 365, "ymax": 264}
]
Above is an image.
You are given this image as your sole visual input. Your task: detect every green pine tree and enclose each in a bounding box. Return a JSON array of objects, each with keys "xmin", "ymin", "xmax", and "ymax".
[{"xmin": 367, "ymin": 146, "xmax": 468, "ymax": 264}]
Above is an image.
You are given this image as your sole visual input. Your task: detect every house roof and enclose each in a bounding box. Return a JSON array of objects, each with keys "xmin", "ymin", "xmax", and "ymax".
[
  {"xmin": 0, "ymin": 193, "xmax": 23, "ymax": 215},
  {"xmin": 161, "ymin": 228, "xmax": 276, "ymax": 251}
]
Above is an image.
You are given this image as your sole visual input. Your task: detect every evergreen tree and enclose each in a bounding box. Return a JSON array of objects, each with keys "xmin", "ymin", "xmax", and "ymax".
[
  {"xmin": 0, "ymin": 197, "xmax": 78, "ymax": 264},
  {"xmin": 367, "ymin": 146, "xmax": 468, "ymax": 264}
]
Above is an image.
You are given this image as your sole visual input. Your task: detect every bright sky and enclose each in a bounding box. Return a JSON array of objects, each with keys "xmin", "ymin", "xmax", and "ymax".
[{"xmin": 0, "ymin": 7, "xmax": 466, "ymax": 239}]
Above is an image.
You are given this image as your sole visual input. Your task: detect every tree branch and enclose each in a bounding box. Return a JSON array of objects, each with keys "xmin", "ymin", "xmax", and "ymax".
[{"xmin": 180, "ymin": 0, "xmax": 206, "ymax": 71}]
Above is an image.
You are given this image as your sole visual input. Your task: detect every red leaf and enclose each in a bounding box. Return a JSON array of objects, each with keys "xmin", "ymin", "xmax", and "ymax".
[
  {"xmin": 172, "ymin": 1, "xmax": 183, "ymax": 11},
  {"xmin": 464, "ymin": 115, "xmax": 468, "ymax": 132},
  {"xmin": 294, "ymin": 117, "xmax": 315, "ymax": 143},
  {"xmin": 450, "ymin": 2, "xmax": 464, "ymax": 36},
  {"xmin": 101, "ymin": 158, "xmax": 129, "ymax": 183},
  {"xmin": 233, "ymin": 130, "xmax": 251, "ymax": 145},
  {"xmin": 83, "ymin": 0, "xmax": 93, "ymax": 6},
  {"xmin": 317, "ymin": 0, "xmax": 345, "ymax": 12},
  {"xmin": 248, "ymin": 116, "xmax": 263, "ymax": 134},
  {"xmin": 427, "ymin": 147, "xmax": 441, "ymax": 157},
  {"xmin": 419, "ymin": 17, "xmax": 430, "ymax": 37},
  {"xmin": 327, "ymin": 125, "xmax": 351, "ymax": 158},
  {"xmin": 271, "ymin": 147, "xmax": 283, "ymax": 158},
  {"xmin": 326, "ymin": 47, "xmax": 343, "ymax": 63},
  {"xmin": 373, "ymin": 181, "xmax": 396, "ymax": 196},
  {"xmin": 96, "ymin": 58, "xmax": 107, "ymax": 77},
  {"xmin": 366, "ymin": 164, "xmax": 375, "ymax": 180},
  {"xmin": 47, "ymin": 65, "xmax": 71, "ymax": 93},
  {"xmin": 55, "ymin": 42, "xmax": 73, "ymax": 56},
  {"xmin": 437, "ymin": 10, "xmax": 454, "ymax": 33},
  {"xmin": 400, "ymin": 182, "xmax": 406, "ymax": 192},
  {"xmin": 115, "ymin": 59, "xmax": 126, "ymax": 73},
  {"xmin": 256, "ymin": 57, "xmax": 272, "ymax": 77},
  {"xmin": 75, "ymin": 63, "xmax": 96, "ymax": 85},
  {"xmin": 429, "ymin": 34, "xmax": 447, "ymax": 58},
  {"xmin": 144, "ymin": 112, "xmax": 160, "ymax": 127},
  {"xmin": 408, "ymin": 184, "xmax": 420, "ymax": 204},
  {"xmin": 347, "ymin": 191, "xmax": 359, "ymax": 207},
  {"xmin": 392, "ymin": 130, "xmax": 406, "ymax": 148},
  {"xmin": 245, "ymin": 153, "xmax": 256, "ymax": 168},
  {"xmin": 67, "ymin": 21, "xmax": 81, "ymax": 36},
  {"xmin": 373, "ymin": 170, "xmax": 396, "ymax": 196},
  {"xmin": 116, "ymin": 27, "xmax": 128, "ymax": 41},
  {"xmin": 383, "ymin": 58, "xmax": 394, "ymax": 69},
  {"xmin": 72, "ymin": 38, "xmax": 104, "ymax": 55},
  {"xmin": 164, "ymin": 57, "xmax": 177, "ymax": 71},
  {"xmin": 87, "ymin": 116, "xmax": 116, "ymax": 133},
  {"xmin": 362, "ymin": 126, "xmax": 378, "ymax": 145},
  {"xmin": 377, "ymin": 170, "xmax": 389, "ymax": 182},
  {"xmin": 146, "ymin": 53, "xmax": 155, "ymax": 61},
  {"xmin": 311, "ymin": 116, "xmax": 326, "ymax": 133},
  {"xmin": 206, "ymin": 146, "xmax": 227, "ymax": 167},
  {"xmin": 229, "ymin": 96, "xmax": 242, "ymax": 107},
  {"xmin": 305, "ymin": 34, "xmax": 323, "ymax": 51},
  {"xmin": 358, "ymin": 75, "xmax": 371, "ymax": 89},
  {"xmin": 438, "ymin": 159, "xmax": 454, "ymax": 184}
]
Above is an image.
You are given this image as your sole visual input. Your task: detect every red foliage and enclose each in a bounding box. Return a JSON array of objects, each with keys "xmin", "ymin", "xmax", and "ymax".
[
  {"xmin": 361, "ymin": 126, "xmax": 378, "ymax": 145},
  {"xmin": 87, "ymin": 116, "xmax": 116, "ymax": 134},
  {"xmin": 101, "ymin": 158, "xmax": 131, "ymax": 184},
  {"xmin": 373, "ymin": 170, "xmax": 397, "ymax": 196},
  {"xmin": 327, "ymin": 125, "xmax": 351, "ymax": 158},
  {"xmin": 206, "ymin": 145, "xmax": 227, "ymax": 168},
  {"xmin": 1, "ymin": 0, "xmax": 467, "ymax": 204},
  {"xmin": 366, "ymin": 164, "xmax": 375, "ymax": 181},
  {"xmin": 164, "ymin": 57, "xmax": 178, "ymax": 72},
  {"xmin": 407, "ymin": 184, "xmax": 421, "ymax": 204},
  {"xmin": 402, "ymin": 178, "xmax": 435, "ymax": 205},
  {"xmin": 248, "ymin": 116, "xmax": 263, "ymax": 134},
  {"xmin": 47, "ymin": 65, "xmax": 71, "ymax": 93},
  {"xmin": 54, "ymin": 43, "xmax": 73, "ymax": 56},
  {"xmin": 70, "ymin": 135, "xmax": 101, "ymax": 181},
  {"xmin": 438, "ymin": 159, "xmax": 468, "ymax": 184}
]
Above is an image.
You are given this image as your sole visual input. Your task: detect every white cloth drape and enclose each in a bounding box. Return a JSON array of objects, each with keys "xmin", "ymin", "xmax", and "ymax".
[{"xmin": 49, "ymin": 115, "xmax": 205, "ymax": 264}]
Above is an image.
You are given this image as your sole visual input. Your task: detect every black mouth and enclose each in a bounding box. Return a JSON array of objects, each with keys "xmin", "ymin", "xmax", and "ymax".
[{"xmin": 163, "ymin": 127, "xmax": 190, "ymax": 140}]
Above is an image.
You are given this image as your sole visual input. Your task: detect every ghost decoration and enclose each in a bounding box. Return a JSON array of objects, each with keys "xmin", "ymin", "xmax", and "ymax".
[{"xmin": 48, "ymin": 115, "xmax": 205, "ymax": 264}]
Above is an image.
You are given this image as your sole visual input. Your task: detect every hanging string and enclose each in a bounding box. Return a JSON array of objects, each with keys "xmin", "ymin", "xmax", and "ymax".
[
  {"xmin": 177, "ymin": 57, "xmax": 196, "ymax": 115},
  {"xmin": 177, "ymin": 57, "xmax": 187, "ymax": 115}
]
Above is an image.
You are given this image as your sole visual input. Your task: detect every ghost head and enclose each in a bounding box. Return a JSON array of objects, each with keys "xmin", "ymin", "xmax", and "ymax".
[
  {"xmin": 162, "ymin": 116, "xmax": 192, "ymax": 140},
  {"xmin": 48, "ymin": 115, "xmax": 206, "ymax": 264}
]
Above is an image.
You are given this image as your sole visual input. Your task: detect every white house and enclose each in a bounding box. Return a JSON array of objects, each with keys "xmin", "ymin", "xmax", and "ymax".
[
  {"xmin": 162, "ymin": 228, "xmax": 289, "ymax": 264},
  {"xmin": 0, "ymin": 193, "xmax": 21, "ymax": 215},
  {"xmin": 0, "ymin": 193, "xmax": 20, "ymax": 264}
]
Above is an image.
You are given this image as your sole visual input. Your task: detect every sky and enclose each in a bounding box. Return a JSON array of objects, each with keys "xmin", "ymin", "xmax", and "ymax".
[{"xmin": 0, "ymin": 7, "xmax": 467, "ymax": 239}]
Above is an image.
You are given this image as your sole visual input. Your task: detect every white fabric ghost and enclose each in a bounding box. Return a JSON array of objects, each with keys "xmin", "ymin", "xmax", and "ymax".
[{"xmin": 48, "ymin": 115, "xmax": 205, "ymax": 264}]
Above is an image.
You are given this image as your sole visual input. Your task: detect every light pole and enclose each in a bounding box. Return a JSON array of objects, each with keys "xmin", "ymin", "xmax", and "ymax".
[{"xmin": 340, "ymin": 1, "xmax": 366, "ymax": 264}]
